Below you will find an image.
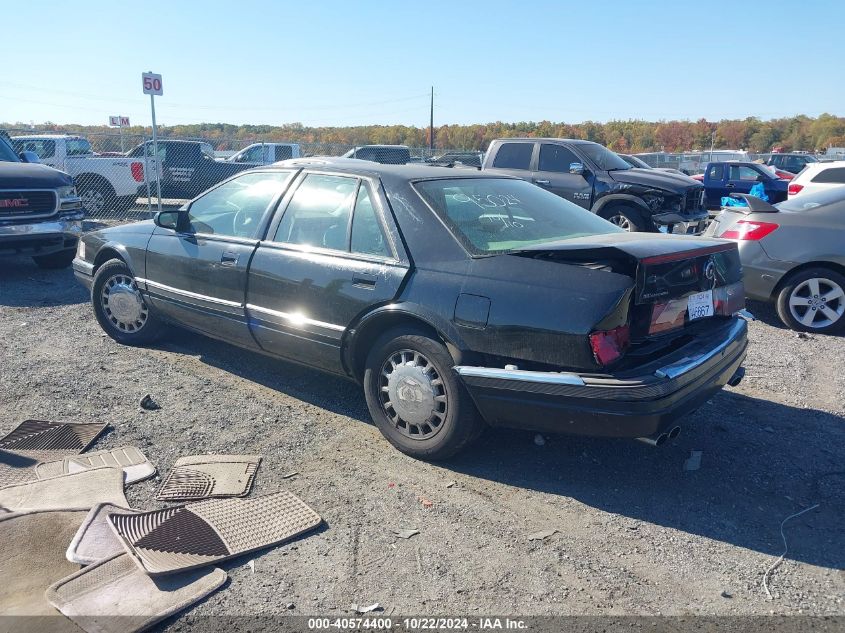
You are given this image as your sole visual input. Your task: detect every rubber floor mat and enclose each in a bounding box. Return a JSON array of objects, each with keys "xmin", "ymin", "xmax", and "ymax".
[
  {"xmin": 67, "ymin": 503, "xmax": 142, "ymax": 565},
  {"xmin": 37, "ymin": 446, "xmax": 156, "ymax": 485},
  {"xmin": 109, "ymin": 491, "xmax": 322, "ymax": 575},
  {"xmin": 0, "ymin": 467, "xmax": 128, "ymax": 513},
  {"xmin": 156, "ymin": 454, "xmax": 261, "ymax": 501},
  {"xmin": 0, "ymin": 509, "xmax": 88, "ymax": 616},
  {"xmin": 46, "ymin": 552, "xmax": 226, "ymax": 633},
  {"xmin": 0, "ymin": 420, "xmax": 108, "ymax": 456}
]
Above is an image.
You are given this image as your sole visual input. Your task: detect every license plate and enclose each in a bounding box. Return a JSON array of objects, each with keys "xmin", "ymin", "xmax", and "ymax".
[{"xmin": 687, "ymin": 290, "xmax": 714, "ymax": 320}]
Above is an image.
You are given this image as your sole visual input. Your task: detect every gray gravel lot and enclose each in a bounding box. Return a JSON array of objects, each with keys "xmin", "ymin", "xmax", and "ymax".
[{"xmin": 1, "ymin": 254, "xmax": 843, "ymax": 626}]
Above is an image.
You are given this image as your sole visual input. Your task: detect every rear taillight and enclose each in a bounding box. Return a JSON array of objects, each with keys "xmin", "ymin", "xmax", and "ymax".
[
  {"xmin": 131, "ymin": 162, "xmax": 144, "ymax": 182},
  {"xmin": 589, "ymin": 324, "xmax": 630, "ymax": 367},
  {"xmin": 720, "ymin": 220, "xmax": 779, "ymax": 241},
  {"xmin": 788, "ymin": 183, "xmax": 803, "ymax": 196}
]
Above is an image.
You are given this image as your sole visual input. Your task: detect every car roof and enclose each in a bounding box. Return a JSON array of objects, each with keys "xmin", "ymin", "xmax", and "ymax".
[
  {"xmin": 491, "ymin": 137, "xmax": 598, "ymax": 145},
  {"xmin": 12, "ymin": 134, "xmax": 80, "ymax": 139},
  {"xmin": 272, "ymin": 157, "xmax": 511, "ymax": 181}
]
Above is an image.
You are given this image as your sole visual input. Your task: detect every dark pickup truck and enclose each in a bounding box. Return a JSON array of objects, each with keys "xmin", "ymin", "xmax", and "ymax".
[
  {"xmin": 127, "ymin": 140, "xmax": 252, "ymax": 200},
  {"xmin": 482, "ymin": 138, "xmax": 708, "ymax": 233},
  {"xmin": 0, "ymin": 135, "xmax": 84, "ymax": 268},
  {"xmin": 702, "ymin": 161, "xmax": 789, "ymax": 210}
]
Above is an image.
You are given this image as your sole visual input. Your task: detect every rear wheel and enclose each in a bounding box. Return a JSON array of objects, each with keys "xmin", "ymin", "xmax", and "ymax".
[
  {"xmin": 776, "ymin": 268, "xmax": 845, "ymax": 334},
  {"xmin": 32, "ymin": 249, "xmax": 75, "ymax": 269},
  {"xmin": 363, "ymin": 328, "xmax": 483, "ymax": 460},
  {"xmin": 92, "ymin": 259, "xmax": 164, "ymax": 344},
  {"xmin": 599, "ymin": 205, "xmax": 648, "ymax": 232}
]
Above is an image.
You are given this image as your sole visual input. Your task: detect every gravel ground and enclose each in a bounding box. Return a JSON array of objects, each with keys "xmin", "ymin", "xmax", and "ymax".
[{"xmin": 1, "ymin": 254, "xmax": 843, "ymax": 625}]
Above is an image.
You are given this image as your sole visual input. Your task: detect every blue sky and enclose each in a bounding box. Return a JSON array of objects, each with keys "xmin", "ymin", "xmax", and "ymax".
[{"xmin": 2, "ymin": 0, "xmax": 844, "ymax": 128}]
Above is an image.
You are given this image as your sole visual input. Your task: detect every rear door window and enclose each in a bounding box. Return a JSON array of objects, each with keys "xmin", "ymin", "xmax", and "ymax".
[
  {"xmin": 492, "ymin": 143, "xmax": 534, "ymax": 170},
  {"xmin": 350, "ymin": 184, "xmax": 390, "ymax": 257},
  {"xmin": 811, "ymin": 167, "xmax": 845, "ymax": 183},
  {"xmin": 274, "ymin": 174, "xmax": 358, "ymax": 250},
  {"xmin": 538, "ymin": 144, "xmax": 580, "ymax": 173}
]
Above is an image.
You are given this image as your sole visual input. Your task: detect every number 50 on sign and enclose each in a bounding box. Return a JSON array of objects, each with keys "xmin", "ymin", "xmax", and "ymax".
[{"xmin": 142, "ymin": 72, "xmax": 163, "ymax": 96}]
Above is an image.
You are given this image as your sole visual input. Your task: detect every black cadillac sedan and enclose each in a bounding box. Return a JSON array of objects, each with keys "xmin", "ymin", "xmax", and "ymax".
[{"xmin": 73, "ymin": 159, "xmax": 748, "ymax": 459}]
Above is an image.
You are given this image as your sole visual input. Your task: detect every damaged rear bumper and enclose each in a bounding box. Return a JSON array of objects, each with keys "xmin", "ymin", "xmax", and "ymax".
[{"xmin": 454, "ymin": 317, "xmax": 747, "ymax": 438}]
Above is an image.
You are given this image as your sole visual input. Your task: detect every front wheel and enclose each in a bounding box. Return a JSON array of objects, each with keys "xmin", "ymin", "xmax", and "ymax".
[
  {"xmin": 32, "ymin": 249, "xmax": 75, "ymax": 269},
  {"xmin": 91, "ymin": 259, "xmax": 164, "ymax": 345},
  {"xmin": 363, "ymin": 328, "xmax": 483, "ymax": 460},
  {"xmin": 599, "ymin": 205, "xmax": 647, "ymax": 232},
  {"xmin": 776, "ymin": 268, "xmax": 845, "ymax": 334}
]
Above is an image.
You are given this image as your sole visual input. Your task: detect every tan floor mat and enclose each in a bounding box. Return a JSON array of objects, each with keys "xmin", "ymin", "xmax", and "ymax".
[
  {"xmin": 67, "ymin": 503, "xmax": 142, "ymax": 565},
  {"xmin": 109, "ymin": 491, "xmax": 321, "ymax": 575},
  {"xmin": 0, "ymin": 448, "xmax": 41, "ymax": 487},
  {"xmin": 156, "ymin": 454, "xmax": 261, "ymax": 501},
  {"xmin": 46, "ymin": 552, "xmax": 226, "ymax": 633},
  {"xmin": 0, "ymin": 467, "xmax": 128, "ymax": 513},
  {"xmin": 0, "ymin": 509, "xmax": 88, "ymax": 617},
  {"xmin": 37, "ymin": 446, "xmax": 156, "ymax": 485},
  {"xmin": 0, "ymin": 420, "xmax": 108, "ymax": 455}
]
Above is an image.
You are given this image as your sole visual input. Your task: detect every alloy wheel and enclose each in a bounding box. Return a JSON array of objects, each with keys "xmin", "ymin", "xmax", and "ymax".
[
  {"xmin": 378, "ymin": 349, "xmax": 448, "ymax": 440},
  {"xmin": 100, "ymin": 274, "xmax": 149, "ymax": 332},
  {"xmin": 608, "ymin": 214, "xmax": 633, "ymax": 231},
  {"xmin": 788, "ymin": 277, "xmax": 845, "ymax": 329},
  {"xmin": 80, "ymin": 189, "xmax": 105, "ymax": 215}
]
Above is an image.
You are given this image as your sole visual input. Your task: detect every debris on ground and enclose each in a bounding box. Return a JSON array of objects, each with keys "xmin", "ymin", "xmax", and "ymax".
[
  {"xmin": 446, "ymin": 481, "xmax": 456, "ymax": 488},
  {"xmin": 721, "ymin": 590, "xmax": 733, "ymax": 598},
  {"xmin": 247, "ymin": 560, "xmax": 255, "ymax": 574},
  {"xmin": 683, "ymin": 450, "xmax": 703, "ymax": 471},
  {"xmin": 533, "ymin": 434, "xmax": 546, "ymax": 446},
  {"xmin": 351, "ymin": 603, "xmax": 382, "ymax": 614},
  {"xmin": 392, "ymin": 529, "xmax": 420, "ymax": 539},
  {"xmin": 762, "ymin": 503, "xmax": 821, "ymax": 600},
  {"xmin": 139, "ymin": 394, "xmax": 160, "ymax": 411},
  {"xmin": 282, "ymin": 471, "xmax": 299, "ymax": 479},
  {"xmin": 527, "ymin": 528, "xmax": 558, "ymax": 541},
  {"xmin": 419, "ymin": 497, "xmax": 433, "ymax": 509}
]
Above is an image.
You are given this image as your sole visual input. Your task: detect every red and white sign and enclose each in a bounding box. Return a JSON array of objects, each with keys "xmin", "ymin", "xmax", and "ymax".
[
  {"xmin": 142, "ymin": 72, "xmax": 163, "ymax": 96},
  {"xmin": 108, "ymin": 116, "xmax": 130, "ymax": 127}
]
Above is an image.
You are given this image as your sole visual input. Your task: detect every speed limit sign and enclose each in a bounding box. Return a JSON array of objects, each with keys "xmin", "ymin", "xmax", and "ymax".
[{"xmin": 142, "ymin": 72, "xmax": 163, "ymax": 96}]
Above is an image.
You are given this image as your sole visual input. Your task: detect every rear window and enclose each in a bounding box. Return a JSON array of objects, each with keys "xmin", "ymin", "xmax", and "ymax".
[
  {"xmin": 492, "ymin": 143, "xmax": 533, "ymax": 170},
  {"xmin": 413, "ymin": 178, "xmax": 622, "ymax": 255},
  {"xmin": 811, "ymin": 167, "xmax": 845, "ymax": 183}
]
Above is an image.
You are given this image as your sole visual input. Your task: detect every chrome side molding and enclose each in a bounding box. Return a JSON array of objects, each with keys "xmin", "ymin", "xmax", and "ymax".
[{"xmin": 453, "ymin": 365, "xmax": 586, "ymax": 386}]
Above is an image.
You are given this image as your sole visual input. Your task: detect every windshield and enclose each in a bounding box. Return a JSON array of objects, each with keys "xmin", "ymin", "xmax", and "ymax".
[
  {"xmin": 414, "ymin": 178, "xmax": 623, "ymax": 255},
  {"xmin": 578, "ymin": 143, "xmax": 631, "ymax": 171},
  {"xmin": 0, "ymin": 137, "xmax": 20, "ymax": 162}
]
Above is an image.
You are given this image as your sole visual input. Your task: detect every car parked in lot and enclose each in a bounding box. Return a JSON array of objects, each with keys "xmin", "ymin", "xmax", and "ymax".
[
  {"xmin": 226, "ymin": 142, "xmax": 301, "ymax": 165},
  {"xmin": 126, "ymin": 140, "xmax": 253, "ymax": 200},
  {"xmin": 767, "ymin": 152, "xmax": 818, "ymax": 176},
  {"xmin": 426, "ymin": 152, "xmax": 483, "ymax": 168},
  {"xmin": 701, "ymin": 161, "xmax": 789, "ymax": 210},
  {"xmin": 706, "ymin": 188, "xmax": 845, "ymax": 333},
  {"xmin": 618, "ymin": 153, "xmax": 688, "ymax": 176},
  {"xmin": 12, "ymin": 135, "xmax": 147, "ymax": 215},
  {"xmin": 482, "ymin": 138, "xmax": 708, "ymax": 234},
  {"xmin": 0, "ymin": 135, "xmax": 84, "ymax": 268},
  {"xmin": 73, "ymin": 160, "xmax": 747, "ymax": 459},
  {"xmin": 341, "ymin": 145, "xmax": 411, "ymax": 164},
  {"xmin": 786, "ymin": 160, "xmax": 845, "ymax": 198}
]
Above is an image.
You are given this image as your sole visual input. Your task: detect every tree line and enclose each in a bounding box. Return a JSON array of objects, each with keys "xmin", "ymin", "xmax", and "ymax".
[{"xmin": 6, "ymin": 114, "xmax": 845, "ymax": 153}]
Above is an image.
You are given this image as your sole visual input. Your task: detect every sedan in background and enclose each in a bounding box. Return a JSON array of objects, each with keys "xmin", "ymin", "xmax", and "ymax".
[
  {"xmin": 74, "ymin": 161, "xmax": 747, "ymax": 459},
  {"xmin": 706, "ymin": 188, "xmax": 845, "ymax": 334}
]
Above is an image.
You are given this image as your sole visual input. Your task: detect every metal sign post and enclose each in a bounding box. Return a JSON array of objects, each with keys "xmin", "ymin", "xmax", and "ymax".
[{"xmin": 142, "ymin": 72, "xmax": 163, "ymax": 214}]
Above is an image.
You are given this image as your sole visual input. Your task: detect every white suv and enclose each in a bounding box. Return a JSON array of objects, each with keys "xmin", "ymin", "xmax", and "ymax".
[{"xmin": 788, "ymin": 161, "xmax": 845, "ymax": 198}]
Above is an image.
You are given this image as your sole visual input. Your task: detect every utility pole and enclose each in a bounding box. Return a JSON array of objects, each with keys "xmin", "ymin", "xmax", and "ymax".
[{"xmin": 429, "ymin": 86, "xmax": 434, "ymax": 153}]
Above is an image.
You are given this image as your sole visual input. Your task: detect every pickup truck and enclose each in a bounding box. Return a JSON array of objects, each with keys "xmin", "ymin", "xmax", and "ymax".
[
  {"xmin": 701, "ymin": 161, "xmax": 789, "ymax": 210},
  {"xmin": 482, "ymin": 138, "xmax": 708, "ymax": 233},
  {"xmin": 226, "ymin": 142, "xmax": 301, "ymax": 165},
  {"xmin": 126, "ymin": 140, "xmax": 252, "ymax": 200},
  {"xmin": 11, "ymin": 135, "xmax": 147, "ymax": 216},
  {"xmin": 0, "ymin": 135, "xmax": 84, "ymax": 268}
]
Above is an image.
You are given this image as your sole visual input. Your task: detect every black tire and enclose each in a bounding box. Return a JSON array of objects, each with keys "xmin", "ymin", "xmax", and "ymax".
[
  {"xmin": 598, "ymin": 205, "xmax": 648, "ymax": 232},
  {"xmin": 32, "ymin": 249, "xmax": 75, "ymax": 269},
  {"xmin": 92, "ymin": 258, "xmax": 164, "ymax": 345},
  {"xmin": 775, "ymin": 267, "xmax": 845, "ymax": 335},
  {"xmin": 78, "ymin": 179, "xmax": 116, "ymax": 216},
  {"xmin": 363, "ymin": 327, "xmax": 483, "ymax": 460}
]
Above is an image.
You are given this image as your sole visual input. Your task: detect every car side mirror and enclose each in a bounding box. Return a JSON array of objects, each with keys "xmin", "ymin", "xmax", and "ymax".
[
  {"xmin": 154, "ymin": 209, "xmax": 185, "ymax": 231},
  {"xmin": 19, "ymin": 151, "xmax": 40, "ymax": 164},
  {"xmin": 569, "ymin": 162, "xmax": 584, "ymax": 175}
]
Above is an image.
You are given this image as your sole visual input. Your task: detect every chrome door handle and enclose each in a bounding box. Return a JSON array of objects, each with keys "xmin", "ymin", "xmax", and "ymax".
[
  {"xmin": 352, "ymin": 273, "xmax": 377, "ymax": 289},
  {"xmin": 221, "ymin": 251, "xmax": 239, "ymax": 266},
  {"xmin": 535, "ymin": 179, "xmax": 550, "ymax": 185}
]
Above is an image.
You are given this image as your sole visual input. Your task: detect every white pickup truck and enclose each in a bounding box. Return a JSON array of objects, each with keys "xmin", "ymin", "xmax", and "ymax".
[
  {"xmin": 226, "ymin": 142, "xmax": 301, "ymax": 165},
  {"xmin": 12, "ymin": 135, "xmax": 148, "ymax": 215}
]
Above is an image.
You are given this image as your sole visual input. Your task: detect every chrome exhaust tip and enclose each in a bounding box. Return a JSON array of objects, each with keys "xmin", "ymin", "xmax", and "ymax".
[
  {"xmin": 667, "ymin": 426, "xmax": 681, "ymax": 440},
  {"xmin": 635, "ymin": 432, "xmax": 668, "ymax": 447}
]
